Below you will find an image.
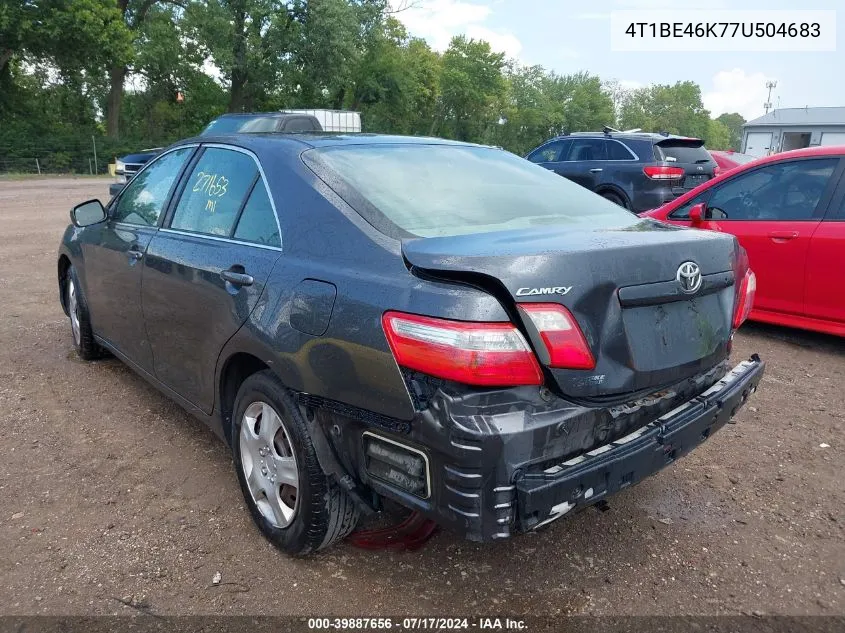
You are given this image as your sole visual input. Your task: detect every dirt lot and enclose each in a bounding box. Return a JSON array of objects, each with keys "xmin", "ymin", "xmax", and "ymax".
[{"xmin": 0, "ymin": 176, "xmax": 843, "ymax": 617}]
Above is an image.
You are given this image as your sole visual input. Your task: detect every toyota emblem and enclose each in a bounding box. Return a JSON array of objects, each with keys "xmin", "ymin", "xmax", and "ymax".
[{"xmin": 677, "ymin": 261, "xmax": 702, "ymax": 294}]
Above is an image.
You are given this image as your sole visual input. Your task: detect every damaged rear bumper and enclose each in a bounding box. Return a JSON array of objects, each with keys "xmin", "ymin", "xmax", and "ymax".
[
  {"xmin": 321, "ymin": 356, "xmax": 764, "ymax": 542},
  {"xmin": 515, "ymin": 356, "xmax": 764, "ymax": 530}
]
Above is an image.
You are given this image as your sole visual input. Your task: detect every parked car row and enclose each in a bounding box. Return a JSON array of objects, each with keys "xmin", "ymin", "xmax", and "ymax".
[{"xmin": 526, "ymin": 128, "xmax": 845, "ymax": 338}]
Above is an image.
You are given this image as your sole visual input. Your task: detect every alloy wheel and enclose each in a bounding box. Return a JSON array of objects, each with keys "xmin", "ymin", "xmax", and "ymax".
[
  {"xmin": 67, "ymin": 278, "xmax": 81, "ymax": 346},
  {"xmin": 239, "ymin": 401, "xmax": 300, "ymax": 528}
]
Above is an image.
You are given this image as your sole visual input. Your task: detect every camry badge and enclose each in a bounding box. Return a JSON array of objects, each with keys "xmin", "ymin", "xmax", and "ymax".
[{"xmin": 516, "ymin": 286, "xmax": 572, "ymax": 297}]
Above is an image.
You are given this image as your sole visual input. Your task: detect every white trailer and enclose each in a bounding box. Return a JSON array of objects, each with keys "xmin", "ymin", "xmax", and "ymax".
[{"xmin": 281, "ymin": 109, "xmax": 361, "ymax": 133}]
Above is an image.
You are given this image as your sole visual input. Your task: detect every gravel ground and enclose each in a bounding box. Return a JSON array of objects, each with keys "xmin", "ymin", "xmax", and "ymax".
[{"xmin": 0, "ymin": 177, "xmax": 843, "ymax": 617}]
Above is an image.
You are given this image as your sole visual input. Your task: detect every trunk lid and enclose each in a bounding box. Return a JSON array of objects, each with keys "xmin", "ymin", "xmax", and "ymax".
[
  {"xmin": 402, "ymin": 220, "xmax": 740, "ymax": 398},
  {"xmin": 653, "ymin": 138, "xmax": 717, "ymax": 191}
]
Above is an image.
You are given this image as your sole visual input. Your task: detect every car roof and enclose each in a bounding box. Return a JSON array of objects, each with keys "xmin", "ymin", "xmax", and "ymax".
[
  {"xmin": 213, "ymin": 112, "xmax": 311, "ymax": 119},
  {"xmin": 176, "ymin": 133, "xmax": 482, "ymax": 151},
  {"xmin": 567, "ymin": 132, "xmax": 700, "ymax": 142}
]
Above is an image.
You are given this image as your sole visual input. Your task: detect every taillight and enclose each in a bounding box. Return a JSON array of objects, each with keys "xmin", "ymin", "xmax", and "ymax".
[
  {"xmin": 382, "ymin": 311, "xmax": 543, "ymax": 386},
  {"xmin": 733, "ymin": 270, "xmax": 756, "ymax": 328},
  {"xmin": 518, "ymin": 304, "xmax": 595, "ymax": 370},
  {"xmin": 713, "ymin": 165, "xmax": 721, "ymax": 177},
  {"xmin": 643, "ymin": 165, "xmax": 685, "ymax": 180}
]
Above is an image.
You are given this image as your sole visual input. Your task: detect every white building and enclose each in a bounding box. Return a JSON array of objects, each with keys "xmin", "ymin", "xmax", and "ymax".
[{"xmin": 741, "ymin": 107, "xmax": 845, "ymax": 157}]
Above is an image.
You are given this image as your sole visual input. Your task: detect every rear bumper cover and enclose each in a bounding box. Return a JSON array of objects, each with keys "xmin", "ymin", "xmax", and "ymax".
[
  {"xmin": 515, "ymin": 357, "xmax": 764, "ymax": 530},
  {"xmin": 325, "ymin": 356, "xmax": 764, "ymax": 541}
]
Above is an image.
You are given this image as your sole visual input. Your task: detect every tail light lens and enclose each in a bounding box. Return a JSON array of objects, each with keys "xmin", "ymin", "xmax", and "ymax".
[
  {"xmin": 382, "ymin": 311, "xmax": 543, "ymax": 386},
  {"xmin": 643, "ymin": 165, "xmax": 685, "ymax": 180},
  {"xmin": 733, "ymin": 269, "xmax": 756, "ymax": 328},
  {"xmin": 518, "ymin": 304, "xmax": 596, "ymax": 370},
  {"xmin": 713, "ymin": 165, "xmax": 721, "ymax": 177}
]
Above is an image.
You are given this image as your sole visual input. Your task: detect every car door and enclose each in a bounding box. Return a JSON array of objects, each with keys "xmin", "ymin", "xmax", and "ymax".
[
  {"xmin": 141, "ymin": 145, "xmax": 282, "ymax": 412},
  {"xmin": 526, "ymin": 139, "xmax": 571, "ymax": 176},
  {"xmin": 704, "ymin": 157, "xmax": 840, "ymax": 316},
  {"xmin": 82, "ymin": 146, "xmax": 195, "ymax": 373},
  {"xmin": 556, "ymin": 137, "xmax": 607, "ymax": 190},
  {"xmin": 804, "ymin": 160, "xmax": 845, "ymax": 324}
]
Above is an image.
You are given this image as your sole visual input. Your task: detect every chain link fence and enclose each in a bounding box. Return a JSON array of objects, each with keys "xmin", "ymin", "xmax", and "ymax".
[{"xmin": 0, "ymin": 136, "xmax": 175, "ymax": 175}]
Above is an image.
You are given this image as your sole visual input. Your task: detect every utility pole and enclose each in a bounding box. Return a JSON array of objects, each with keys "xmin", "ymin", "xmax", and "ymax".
[{"xmin": 764, "ymin": 81, "xmax": 777, "ymax": 114}]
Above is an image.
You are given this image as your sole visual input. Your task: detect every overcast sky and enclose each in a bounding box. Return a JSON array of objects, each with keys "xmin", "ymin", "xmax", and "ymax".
[{"xmin": 390, "ymin": 0, "xmax": 844, "ymax": 121}]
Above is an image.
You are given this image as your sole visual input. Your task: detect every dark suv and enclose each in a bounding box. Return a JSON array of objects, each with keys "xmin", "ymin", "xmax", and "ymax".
[{"xmin": 526, "ymin": 131, "xmax": 718, "ymax": 212}]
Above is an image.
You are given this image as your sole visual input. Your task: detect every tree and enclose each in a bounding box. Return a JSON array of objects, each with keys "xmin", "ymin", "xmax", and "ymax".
[
  {"xmin": 704, "ymin": 119, "xmax": 731, "ymax": 150},
  {"xmin": 619, "ymin": 81, "xmax": 710, "ymax": 138},
  {"xmin": 715, "ymin": 112, "xmax": 746, "ymax": 150},
  {"xmin": 435, "ymin": 35, "xmax": 505, "ymax": 142},
  {"xmin": 348, "ymin": 18, "xmax": 440, "ymax": 135},
  {"xmin": 104, "ymin": 0, "xmax": 189, "ymax": 138}
]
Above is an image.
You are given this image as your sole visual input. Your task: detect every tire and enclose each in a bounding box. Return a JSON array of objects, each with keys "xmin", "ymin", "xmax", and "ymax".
[
  {"xmin": 600, "ymin": 191, "xmax": 628, "ymax": 209},
  {"xmin": 231, "ymin": 370, "xmax": 360, "ymax": 556},
  {"xmin": 65, "ymin": 265, "xmax": 104, "ymax": 361}
]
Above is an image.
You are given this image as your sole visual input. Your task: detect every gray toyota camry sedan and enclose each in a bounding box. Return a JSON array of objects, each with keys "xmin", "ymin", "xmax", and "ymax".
[{"xmin": 57, "ymin": 134, "xmax": 764, "ymax": 556}]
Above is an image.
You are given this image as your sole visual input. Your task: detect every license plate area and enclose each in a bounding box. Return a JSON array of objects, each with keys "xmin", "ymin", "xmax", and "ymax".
[{"xmin": 621, "ymin": 293, "xmax": 730, "ymax": 371}]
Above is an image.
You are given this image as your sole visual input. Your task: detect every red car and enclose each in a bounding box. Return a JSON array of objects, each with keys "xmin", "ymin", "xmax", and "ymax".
[
  {"xmin": 709, "ymin": 150, "xmax": 758, "ymax": 174},
  {"xmin": 643, "ymin": 146, "xmax": 845, "ymax": 337}
]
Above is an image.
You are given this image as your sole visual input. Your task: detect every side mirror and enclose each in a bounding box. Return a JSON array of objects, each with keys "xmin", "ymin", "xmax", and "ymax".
[
  {"xmin": 71, "ymin": 199, "xmax": 106, "ymax": 227},
  {"xmin": 688, "ymin": 202, "xmax": 706, "ymax": 227}
]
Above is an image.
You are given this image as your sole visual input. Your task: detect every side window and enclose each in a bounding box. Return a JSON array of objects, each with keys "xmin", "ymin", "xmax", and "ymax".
[
  {"xmin": 707, "ymin": 159, "xmax": 837, "ymax": 221},
  {"xmin": 669, "ymin": 192, "xmax": 711, "ymax": 219},
  {"xmin": 606, "ymin": 140, "xmax": 634, "ymax": 161},
  {"xmin": 564, "ymin": 138, "xmax": 606, "ymax": 161},
  {"xmin": 112, "ymin": 148, "xmax": 193, "ymax": 226},
  {"xmin": 170, "ymin": 148, "xmax": 258, "ymax": 236},
  {"xmin": 528, "ymin": 140, "xmax": 568, "ymax": 163},
  {"xmin": 233, "ymin": 180, "xmax": 281, "ymax": 248}
]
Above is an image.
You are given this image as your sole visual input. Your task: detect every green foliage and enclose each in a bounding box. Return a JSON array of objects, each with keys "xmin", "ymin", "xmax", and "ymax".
[
  {"xmin": 0, "ymin": 0, "xmax": 746, "ymax": 172},
  {"xmin": 715, "ymin": 112, "xmax": 746, "ymax": 150},
  {"xmin": 619, "ymin": 81, "xmax": 710, "ymax": 138},
  {"xmin": 704, "ymin": 119, "xmax": 732, "ymax": 151},
  {"xmin": 435, "ymin": 36, "xmax": 505, "ymax": 142},
  {"xmin": 492, "ymin": 67, "xmax": 614, "ymax": 156}
]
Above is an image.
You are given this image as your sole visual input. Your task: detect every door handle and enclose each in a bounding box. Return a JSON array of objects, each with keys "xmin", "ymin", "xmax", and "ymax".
[
  {"xmin": 220, "ymin": 268, "xmax": 254, "ymax": 287},
  {"xmin": 127, "ymin": 249, "xmax": 144, "ymax": 261},
  {"xmin": 768, "ymin": 230, "xmax": 799, "ymax": 242},
  {"xmin": 589, "ymin": 168, "xmax": 603, "ymax": 173}
]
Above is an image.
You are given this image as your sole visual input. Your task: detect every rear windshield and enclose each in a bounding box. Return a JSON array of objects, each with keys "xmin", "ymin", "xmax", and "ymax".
[
  {"xmin": 654, "ymin": 140, "xmax": 712, "ymax": 164},
  {"xmin": 303, "ymin": 144, "xmax": 639, "ymax": 238},
  {"xmin": 201, "ymin": 116, "xmax": 278, "ymax": 135}
]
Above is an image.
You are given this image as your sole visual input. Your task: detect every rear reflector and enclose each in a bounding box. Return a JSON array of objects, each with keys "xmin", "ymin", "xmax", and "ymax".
[
  {"xmin": 643, "ymin": 165, "xmax": 685, "ymax": 180},
  {"xmin": 382, "ymin": 311, "xmax": 543, "ymax": 386},
  {"xmin": 518, "ymin": 303, "xmax": 596, "ymax": 370},
  {"xmin": 733, "ymin": 270, "xmax": 756, "ymax": 328}
]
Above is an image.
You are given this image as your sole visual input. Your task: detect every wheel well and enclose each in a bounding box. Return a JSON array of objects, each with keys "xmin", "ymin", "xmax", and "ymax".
[
  {"xmin": 596, "ymin": 186, "xmax": 629, "ymax": 206},
  {"xmin": 219, "ymin": 352, "xmax": 270, "ymax": 444},
  {"xmin": 58, "ymin": 255, "xmax": 71, "ymax": 315}
]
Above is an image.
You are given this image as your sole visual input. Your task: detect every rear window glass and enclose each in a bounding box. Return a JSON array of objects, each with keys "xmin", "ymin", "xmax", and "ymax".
[
  {"xmin": 303, "ymin": 144, "xmax": 639, "ymax": 238},
  {"xmin": 654, "ymin": 141, "xmax": 712, "ymax": 164},
  {"xmin": 201, "ymin": 116, "xmax": 279, "ymax": 135}
]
